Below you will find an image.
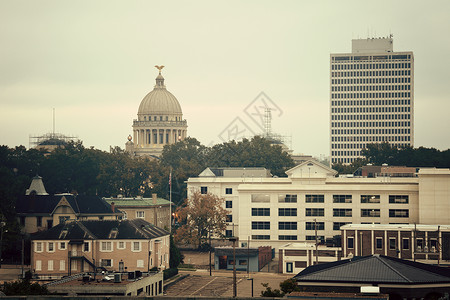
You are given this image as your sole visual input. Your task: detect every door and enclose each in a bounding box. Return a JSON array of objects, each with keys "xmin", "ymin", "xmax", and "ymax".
[
  {"xmin": 219, "ymin": 256, "xmax": 227, "ymax": 269},
  {"xmin": 119, "ymin": 261, "xmax": 124, "ymax": 272}
]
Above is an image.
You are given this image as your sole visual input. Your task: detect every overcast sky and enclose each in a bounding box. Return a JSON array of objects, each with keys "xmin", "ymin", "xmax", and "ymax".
[{"xmin": 1, "ymin": 0, "xmax": 449, "ymax": 157}]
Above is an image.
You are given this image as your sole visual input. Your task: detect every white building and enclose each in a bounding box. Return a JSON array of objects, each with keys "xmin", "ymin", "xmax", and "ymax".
[
  {"xmin": 126, "ymin": 66, "xmax": 188, "ymax": 158},
  {"xmin": 330, "ymin": 37, "xmax": 414, "ymax": 164},
  {"xmin": 187, "ymin": 160, "xmax": 450, "ymax": 252}
]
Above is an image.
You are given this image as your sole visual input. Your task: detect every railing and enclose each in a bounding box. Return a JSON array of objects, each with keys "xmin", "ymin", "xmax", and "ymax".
[{"xmin": 44, "ymin": 272, "xmax": 86, "ymax": 286}]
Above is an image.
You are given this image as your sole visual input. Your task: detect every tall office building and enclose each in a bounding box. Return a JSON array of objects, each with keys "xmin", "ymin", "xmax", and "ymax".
[{"xmin": 330, "ymin": 37, "xmax": 414, "ymax": 164}]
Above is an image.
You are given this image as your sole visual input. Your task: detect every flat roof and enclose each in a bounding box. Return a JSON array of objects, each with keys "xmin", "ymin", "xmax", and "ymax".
[{"xmin": 341, "ymin": 224, "xmax": 450, "ymax": 231}]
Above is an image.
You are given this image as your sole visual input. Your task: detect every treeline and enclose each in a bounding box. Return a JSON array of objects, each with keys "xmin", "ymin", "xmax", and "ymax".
[
  {"xmin": 332, "ymin": 142, "xmax": 450, "ymax": 174},
  {"xmin": 0, "ymin": 136, "xmax": 294, "ymax": 222}
]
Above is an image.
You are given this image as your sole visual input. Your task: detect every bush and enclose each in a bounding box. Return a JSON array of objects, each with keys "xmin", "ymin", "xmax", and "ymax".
[{"xmin": 163, "ymin": 268, "xmax": 178, "ymax": 280}]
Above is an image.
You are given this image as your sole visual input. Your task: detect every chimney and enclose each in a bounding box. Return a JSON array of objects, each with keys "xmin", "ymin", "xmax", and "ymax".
[
  {"xmin": 111, "ymin": 202, "xmax": 115, "ymax": 213},
  {"xmin": 152, "ymin": 193, "xmax": 157, "ymax": 205}
]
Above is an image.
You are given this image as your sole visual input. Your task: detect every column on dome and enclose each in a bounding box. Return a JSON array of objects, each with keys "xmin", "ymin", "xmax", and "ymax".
[
  {"xmin": 133, "ymin": 130, "xmax": 137, "ymax": 146},
  {"xmin": 140, "ymin": 129, "xmax": 144, "ymax": 146}
]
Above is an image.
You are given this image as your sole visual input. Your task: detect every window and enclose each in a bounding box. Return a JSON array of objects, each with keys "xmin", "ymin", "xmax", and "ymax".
[
  {"xmin": 278, "ymin": 208, "xmax": 297, "ymax": 216},
  {"xmin": 251, "ymin": 194, "xmax": 270, "ymax": 203},
  {"xmin": 333, "ymin": 209, "xmax": 352, "ymax": 217},
  {"xmin": 36, "ymin": 260, "xmax": 42, "ymax": 271},
  {"xmin": 278, "ymin": 222, "xmax": 297, "ymax": 230},
  {"xmin": 279, "ymin": 235, "xmax": 297, "ymax": 240},
  {"xmin": 402, "ymin": 238, "xmax": 410, "ymax": 250},
  {"xmin": 35, "ymin": 242, "xmax": 42, "ymax": 252},
  {"xmin": 333, "ymin": 195, "xmax": 352, "ymax": 203},
  {"xmin": 376, "ymin": 237, "xmax": 383, "ymax": 249},
  {"xmin": 101, "ymin": 241, "xmax": 112, "ymax": 251},
  {"xmin": 252, "ymin": 222, "xmax": 270, "ymax": 230},
  {"xmin": 83, "ymin": 242, "xmax": 89, "ymax": 252},
  {"xmin": 252, "ymin": 208, "xmax": 270, "ymax": 216},
  {"xmin": 252, "ymin": 235, "xmax": 270, "ymax": 240},
  {"xmin": 48, "ymin": 242, "xmax": 54, "ymax": 252},
  {"xmin": 389, "ymin": 195, "xmax": 409, "ymax": 204},
  {"xmin": 306, "ymin": 208, "xmax": 324, "ymax": 216},
  {"xmin": 225, "ymin": 188, "xmax": 232, "ymax": 194},
  {"xmin": 416, "ymin": 238, "xmax": 424, "ymax": 251},
  {"xmin": 361, "ymin": 195, "xmax": 380, "ymax": 203},
  {"xmin": 226, "ymin": 215, "xmax": 233, "ymax": 222},
  {"xmin": 226, "ymin": 201, "xmax": 232, "ymax": 208},
  {"xmin": 200, "ymin": 186, "xmax": 208, "ymax": 194},
  {"xmin": 101, "ymin": 259, "xmax": 112, "ymax": 267},
  {"xmin": 48, "ymin": 260, "xmax": 54, "ymax": 271},
  {"xmin": 306, "ymin": 195, "xmax": 324, "ymax": 203},
  {"xmin": 136, "ymin": 211, "xmax": 145, "ymax": 219},
  {"xmin": 60, "ymin": 260, "xmax": 65, "ymax": 271},
  {"xmin": 225, "ymin": 230, "xmax": 233, "ymax": 237},
  {"xmin": 333, "ymin": 222, "xmax": 349, "ymax": 230},
  {"xmin": 347, "ymin": 237, "xmax": 354, "ymax": 249},
  {"xmin": 137, "ymin": 260, "xmax": 144, "ymax": 268},
  {"xmin": 389, "ymin": 238, "xmax": 397, "ymax": 250},
  {"xmin": 59, "ymin": 216, "xmax": 69, "ymax": 224},
  {"xmin": 37, "ymin": 216, "xmax": 42, "ymax": 227},
  {"xmin": 279, "ymin": 194, "xmax": 297, "ymax": 203},
  {"xmin": 133, "ymin": 242, "xmax": 141, "ymax": 252},
  {"xmin": 389, "ymin": 209, "xmax": 409, "ymax": 218},
  {"xmin": 239, "ymin": 259, "xmax": 247, "ymax": 266},
  {"xmin": 361, "ymin": 209, "xmax": 380, "ymax": 217},
  {"xmin": 286, "ymin": 262, "xmax": 293, "ymax": 273},
  {"xmin": 306, "ymin": 222, "xmax": 324, "ymax": 230},
  {"xmin": 59, "ymin": 242, "xmax": 66, "ymax": 250},
  {"xmin": 118, "ymin": 241, "xmax": 126, "ymax": 249}
]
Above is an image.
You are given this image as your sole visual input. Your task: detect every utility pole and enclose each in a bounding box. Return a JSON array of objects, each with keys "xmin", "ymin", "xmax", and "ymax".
[
  {"xmin": 209, "ymin": 229, "xmax": 212, "ymax": 276},
  {"xmin": 314, "ymin": 219, "xmax": 318, "ymax": 265},
  {"xmin": 229, "ymin": 237, "xmax": 237, "ymax": 298}
]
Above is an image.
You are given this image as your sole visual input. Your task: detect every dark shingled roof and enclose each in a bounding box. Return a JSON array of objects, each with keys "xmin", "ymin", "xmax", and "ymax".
[
  {"xmin": 16, "ymin": 194, "xmax": 121, "ymax": 215},
  {"xmin": 294, "ymin": 255, "xmax": 450, "ymax": 285},
  {"xmin": 31, "ymin": 219, "xmax": 169, "ymax": 241}
]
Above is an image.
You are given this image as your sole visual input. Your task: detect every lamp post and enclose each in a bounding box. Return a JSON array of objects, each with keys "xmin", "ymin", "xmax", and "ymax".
[{"xmin": 229, "ymin": 237, "xmax": 237, "ymax": 298}]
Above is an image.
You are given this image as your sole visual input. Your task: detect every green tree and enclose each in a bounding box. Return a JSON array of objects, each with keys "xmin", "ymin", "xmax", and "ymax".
[
  {"xmin": 207, "ymin": 136, "xmax": 295, "ymax": 177},
  {"xmin": 1, "ymin": 278, "xmax": 50, "ymax": 295},
  {"xmin": 279, "ymin": 278, "xmax": 300, "ymax": 294},
  {"xmin": 174, "ymin": 192, "xmax": 228, "ymax": 248},
  {"xmin": 260, "ymin": 282, "xmax": 284, "ymax": 297},
  {"xmin": 169, "ymin": 235, "xmax": 184, "ymax": 268}
]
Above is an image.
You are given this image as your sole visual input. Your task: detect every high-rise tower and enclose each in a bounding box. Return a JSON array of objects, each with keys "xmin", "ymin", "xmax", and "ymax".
[{"xmin": 330, "ymin": 37, "xmax": 414, "ymax": 164}]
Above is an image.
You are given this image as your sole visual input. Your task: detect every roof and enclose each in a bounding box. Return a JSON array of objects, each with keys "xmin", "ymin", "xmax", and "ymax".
[
  {"xmin": 285, "ymin": 159, "xmax": 338, "ymax": 178},
  {"xmin": 31, "ymin": 219, "xmax": 169, "ymax": 241},
  {"xmin": 215, "ymin": 247, "xmax": 260, "ymax": 257},
  {"xmin": 138, "ymin": 72, "xmax": 182, "ymax": 116},
  {"xmin": 104, "ymin": 197, "xmax": 171, "ymax": 207},
  {"xmin": 341, "ymin": 224, "xmax": 450, "ymax": 232},
  {"xmin": 294, "ymin": 255, "xmax": 450, "ymax": 285},
  {"xmin": 25, "ymin": 175, "xmax": 49, "ymax": 195},
  {"xmin": 16, "ymin": 194, "xmax": 121, "ymax": 215},
  {"xmin": 198, "ymin": 167, "xmax": 271, "ymax": 178}
]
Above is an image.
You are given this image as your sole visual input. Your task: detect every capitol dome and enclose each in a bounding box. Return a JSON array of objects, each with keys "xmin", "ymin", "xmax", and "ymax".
[
  {"xmin": 127, "ymin": 66, "xmax": 188, "ymax": 158},
  {"xmin": 137, "ymin": 72, "xmax": 182, "ymax": 121}
]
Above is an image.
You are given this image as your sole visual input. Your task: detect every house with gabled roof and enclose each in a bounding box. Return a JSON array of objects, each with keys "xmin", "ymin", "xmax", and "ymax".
[
  {"xmin": 16, "ymin": 176, "xmax": 123, "ymax": 234},
  {"xmin": 31, "ymin": 219, "xmax": 170, "ymax": 279},
  {"xmin": 293, "ymin": 254, "xmax": 450, "ymax": 299}
]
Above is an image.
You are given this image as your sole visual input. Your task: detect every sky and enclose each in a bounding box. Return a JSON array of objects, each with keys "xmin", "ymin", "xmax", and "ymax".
[{"xmin": 1, "ymin": 0, "xmax": 449, "ymax": 157}]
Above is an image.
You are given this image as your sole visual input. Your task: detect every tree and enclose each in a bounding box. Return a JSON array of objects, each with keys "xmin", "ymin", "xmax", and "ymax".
[
  {"xmin": 1, "ymin": 278, "xmax": 50, "ymax": 295},
  {"xmin": 207, "ymin": 136, "xmax": 295, "ymax": 177},
  {"xmin": 169, "ymin": 235, "xmax": 184, "ymax": 268},
  {"xmin": 174, "ymin": 192, "xmax": 229, "ymax": 248},
  {"xmin": 260, "ymin": 282, "xmax": 284, "ymax": 297},
  {"xmin": 279, "ymin": 278, "xmax": 301, "ymax": 294}
]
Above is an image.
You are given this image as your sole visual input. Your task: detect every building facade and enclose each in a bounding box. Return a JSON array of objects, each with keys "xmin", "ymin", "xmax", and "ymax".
[
  {"xmin": 17, "ymin": 176, "xmax": 122, "ymax": 234},
  {"xmin": 330, "ymin": 37, "xmax": 414, "ymax": 164},
  {"xmin": 187, "ymin": 161, "xmax": 450, "ymax": 253},
  {"xmin": 104, "ymin": 193, "xmax": 172, "ymax": 231},
  {"xmin": 31, "ymin": 219, "xmax": 170, "ymax": 279},
  {"xmin": 126, "ymin": 67, "xmax": 188, "ymax": 158}
]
